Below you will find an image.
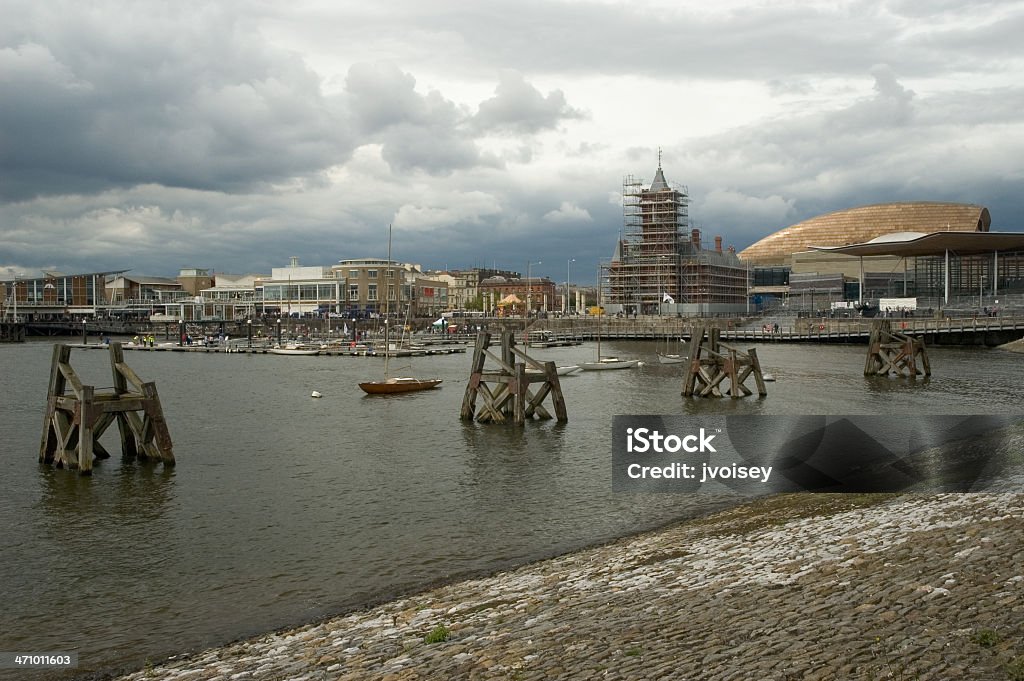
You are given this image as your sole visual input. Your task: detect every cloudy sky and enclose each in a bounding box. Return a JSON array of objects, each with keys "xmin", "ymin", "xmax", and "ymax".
[{"xmin": 3, "ymin": 0, "xmax": 1023, "ymax": 284}]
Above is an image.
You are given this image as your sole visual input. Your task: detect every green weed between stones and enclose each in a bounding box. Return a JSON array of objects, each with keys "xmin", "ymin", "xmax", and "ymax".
[
  {"xmin": 972, "ymin": 628, "xmax": 1002, "ymax": 647},
  {"xmin": 424, "ymin": 624, "xmax": 451, "ymax": 644},
  {"xmin": 1006, "ymin": 655, "xmax": 1024, "ymax": 681}
]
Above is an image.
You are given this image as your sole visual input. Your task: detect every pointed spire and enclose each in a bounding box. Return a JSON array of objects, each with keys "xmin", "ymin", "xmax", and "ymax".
[{"xmin": 650, "ymin": 148, "xmax": 669, "ymax": 191}]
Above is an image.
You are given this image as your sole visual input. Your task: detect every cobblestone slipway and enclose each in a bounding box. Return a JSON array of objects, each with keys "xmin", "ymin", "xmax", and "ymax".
[{"xmin": 112, "ymin": 493, "xmax": 1023, "ymax": 680}]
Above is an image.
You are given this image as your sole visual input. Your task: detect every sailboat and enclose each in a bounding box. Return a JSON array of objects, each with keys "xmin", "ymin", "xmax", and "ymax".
[
  {"xmin": 580, "ymin": 267, "xmax": 640, "ymax": 371},
  {"xmin": 359, "ymin": 225, "xmax": 442, "ymax": 395},
  {"xmin": 657, "ymin": 333, "xmax": 685, "ymax": 364}
]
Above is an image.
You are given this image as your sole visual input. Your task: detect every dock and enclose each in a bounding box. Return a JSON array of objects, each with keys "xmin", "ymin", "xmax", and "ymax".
[
  {"xmin": 534, "ymin": 315, "xmax": 1024, "ymax": 347},
  {"xmin": 65, "ymin": 342, "xmax": 468, "ymax": 357}
]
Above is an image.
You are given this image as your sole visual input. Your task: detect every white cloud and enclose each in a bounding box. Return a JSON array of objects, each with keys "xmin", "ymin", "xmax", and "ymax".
[{"xmin": 543, "ymin": 202, "xmax": 593, "ymax": 223}]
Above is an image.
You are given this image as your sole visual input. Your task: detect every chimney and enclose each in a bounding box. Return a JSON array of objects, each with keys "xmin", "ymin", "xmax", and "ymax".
[
  {"xmin": 714, "ymin": 236, "xmax": 723, "ymax": 252},
  {"xmin": 290, "ymin": 256, "xmax": 300, "ymax": 267},
  {"xmin": 728, "ymin": 245, "xmax": 736, "ymax": 254},
  {"xmin": 691, "ymin": 229, "xmax": 701, "ymax": 250}
]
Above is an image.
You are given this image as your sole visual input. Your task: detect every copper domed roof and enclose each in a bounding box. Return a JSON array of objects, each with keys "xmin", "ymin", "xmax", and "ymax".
[{"xmin": 739, "ymin": 202, "xmax": 991, "ymax": 266}]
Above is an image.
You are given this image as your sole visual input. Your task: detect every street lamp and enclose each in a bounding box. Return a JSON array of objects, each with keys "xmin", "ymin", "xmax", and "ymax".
[
  {"xmin": 247, "ymin": 318, "xmax": 252, "ymax": 349},
  {"xmin": 8, "ymin": 273, "xmax": 18, "ymax": 322},
  {"xmin": 276, "ymin": 317, "xmax": 282, "ymax": 345},
  {"xmin": 82, "ymin": 318, "xmax": 88, "ymax": 344},
  {"xmin": 178, "ymin": 320, "xmax": 184, "ymax": 346},
  {"xmin": 527, "ymin": 260, "xmax": 541, "ymax": 316},
  {"xmin": 565, "ymin": 258, "xmax": 575, "ymax": 315}
]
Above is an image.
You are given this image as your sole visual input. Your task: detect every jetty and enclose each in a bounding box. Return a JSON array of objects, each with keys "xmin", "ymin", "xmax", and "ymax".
[
  {"xmin": 534, "ymin": 315, "xmax": 1024, "ymax": 347},
  {"xmin": 39, "ymin": 342, "xmax": 174, "ymax": 474}
]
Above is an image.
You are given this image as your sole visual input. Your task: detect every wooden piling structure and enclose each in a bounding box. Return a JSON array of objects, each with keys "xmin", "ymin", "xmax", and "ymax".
[
  {"xmin": 39, "ymin": 342, "xmax": 175, "ymax": 475},
  {"xmin": 682, "ymin": 324, "xmax": 767, "ymax": 398},
  {"xmin": 865, "ymin": 319, "xmax": 931, "ymax": 377},
  {"xmin": 460, "ymin": 330, "xmax": 568, "ymax": 425}
]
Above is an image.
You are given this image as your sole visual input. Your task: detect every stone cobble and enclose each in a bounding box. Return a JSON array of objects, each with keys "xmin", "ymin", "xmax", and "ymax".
[{"xmin": 113, "ymin": 494, "xmax": 1024, "ymax": 680}]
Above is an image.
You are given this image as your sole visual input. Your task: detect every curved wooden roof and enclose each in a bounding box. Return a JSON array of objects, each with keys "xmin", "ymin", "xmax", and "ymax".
[{"xmin": 739, "ymin": 202, "xmax": 991, "ymax": 266}]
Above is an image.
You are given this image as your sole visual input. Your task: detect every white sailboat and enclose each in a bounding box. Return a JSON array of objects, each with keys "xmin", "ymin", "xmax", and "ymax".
[
  {"xmin": 359, "ymin": 225, "xmax": 442, "ymax": 395},
  {"xmin": 657, "ymin": 334, "xmax": 685, "ymax": 364},
  {"xmin": 580, "ymin": 268, "xmax": 640, "ymax": 371}
]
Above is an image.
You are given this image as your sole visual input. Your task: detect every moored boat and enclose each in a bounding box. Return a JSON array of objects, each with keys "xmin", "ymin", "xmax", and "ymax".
[
  {"xmin": 580, "ymin": 357, "xmax": 640, "ymax": 371},
  {"xmin": 358, "ymin": 377, "xmax": 443, "ymax": 394},
  {"xmin": 269, "ymin": 343, "xmax": 320, "ymax": 356}
]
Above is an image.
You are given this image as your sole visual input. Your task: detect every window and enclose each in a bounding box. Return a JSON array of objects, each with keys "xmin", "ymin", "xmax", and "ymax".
[
  {"xmin": 367, "ymin": 270, "xmax": 378, "ymax": 279},
  {"xmin": 348, "ymin": 284, "xmax": 359, "ymax": 301},
  {"xmin": 349, "ymin": 269, "xmax": 360, "ymax": 278},
  {"xmin": 367, "ymin": 284, "xmax": 378, "ymax": 301}
]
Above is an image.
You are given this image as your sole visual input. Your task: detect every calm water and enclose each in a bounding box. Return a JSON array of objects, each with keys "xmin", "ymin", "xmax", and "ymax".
[{"xmin": 1, "ymin": 338, "xmax": 1022, "ymax": 678}]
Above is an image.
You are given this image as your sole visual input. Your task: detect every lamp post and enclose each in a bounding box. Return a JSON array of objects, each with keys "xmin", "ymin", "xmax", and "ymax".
[
  {"xmin": 12, "ymin": 275, "xmax": 18, "ymax": 322},
  {"xmin": 565, "ymin": 258, "xmax": 575, "ymax": 315},
  {"xmin": 276, "ymin": 317, "xmax": 282, "ymax": 345},
  {"xmin": 527, "ymin": 260, "xmax": 541, "ymax": 317},
  {"xmin": 82, "ymin": 318, "xmax": 87, "ymax": 344},
  {"xmin": 247, "ymin": 318, "xmax": 252, "ymax": 349}
]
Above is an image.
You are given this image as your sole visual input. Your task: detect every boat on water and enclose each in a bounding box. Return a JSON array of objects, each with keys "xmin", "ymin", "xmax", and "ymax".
[
  {"xmin": 657, "ymin": 334, "xmax": 687, "ymax": 364},
  {"xmin": 580, "ymin": 357, "xmax": 640, "ymax": 371},
  {"xmin": 358, "ymin": 225, "xmax": 442, "ymax": 396},
  {"xmin": 358, "ymin": 376, "xmax": 443, "ymax": 394},
  {"xmin": 269, "ymin": 343, "xmax": 321, "ymax": 356},
  {"xmin": 526, "ymin": 364, "xmax": 583, "ymax": 376},
  {"xmin": 581, "ymin": 268, "xmax": 640, "ymax": 371},
  {"xmin": 656, "ymin": 353, "xmax": 684, "ymax": 364}
]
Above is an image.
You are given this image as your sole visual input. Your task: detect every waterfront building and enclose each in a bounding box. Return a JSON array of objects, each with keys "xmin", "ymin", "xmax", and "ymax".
[
  {"xmin": 2, "ymin": 270, "xmax": 123, "ymax": 321},
  {"xmin": 177, "ymin": 268, "xmax": 215, "ymax": 296},
  {"xmin": 478, "ymin": 275, "xmax": 557, "ymax": 316},
  {"xmin": 606, "ymin": 159, "xmax": 747, "ymax": 316},
  {"xmin": 106, "ymin": 274, "xmax": 184, "ymax": 304},
  {"xmin": 738, "ymin": 202, "xmax": 1024, "ymax": 311},
  {"xmin": 331, "ymin": 258, "xmax": 448, "ymax": 318},
  {"xmin": 259, "ymin": 257, "xmax": 343, "ymax": 318}
]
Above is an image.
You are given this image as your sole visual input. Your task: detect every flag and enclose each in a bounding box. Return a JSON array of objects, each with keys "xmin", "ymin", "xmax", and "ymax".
[{"xmin": 662, "ymin": 292, "xmax": 675, "ymax": 304}]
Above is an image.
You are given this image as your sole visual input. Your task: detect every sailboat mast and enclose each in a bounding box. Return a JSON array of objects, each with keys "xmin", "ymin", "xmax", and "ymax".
[
  {"xmin": 596, "ymin": 263, "xmax": 602, "ymax": 360},
  {"xmin": 384, "ymin": 224, "xmax": 392, "ymax": 378}
]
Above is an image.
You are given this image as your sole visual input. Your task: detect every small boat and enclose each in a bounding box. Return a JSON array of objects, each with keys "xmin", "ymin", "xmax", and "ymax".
[
  {"xmin": 582, "ymin": 269, "xmax": 639, "ymax": 372},
  {"xmin": 359, "ymin": 377, "xmax": 443, "ymax": 394},
  {"xmin": 763, "ymin": 372, "xmax": 776, "ymax": 382},
  {"xmin": 358, "ymin": 225, "xmax": 442, "ymax": 396},
  {"xmin": 269, "ymin": 344, "xmax": 320, "ymax": 356},
  {"xmin": 657, "ymin": 333, "xmax": 687, "ymax": 364},
  {"xmin": 580, "ymin": 357, "xmax": 641, "ymax": 371},
  {"xmin": 526, "ymin": 364, "xmax": 583, "ymax": 376},
  {"xmin": 311, "ymin": 390, "xmax": 323, "ymax": 398},
  {"xmin": 657, "ymin": 353, "xmax": 685, "ymax": 364}
]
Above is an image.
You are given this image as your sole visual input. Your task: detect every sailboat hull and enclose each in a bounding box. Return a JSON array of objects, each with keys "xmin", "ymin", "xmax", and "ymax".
[
  {"xmin": 358, "ymin": 378, "xmax": 443, "ymax": 394},
  {"xmin": 657, "ymin": 353, "xmax": 684, "ymax": 364},
  {"xmin": 580, "ymin": 358, "xmax": 640, "ymax": 371}
]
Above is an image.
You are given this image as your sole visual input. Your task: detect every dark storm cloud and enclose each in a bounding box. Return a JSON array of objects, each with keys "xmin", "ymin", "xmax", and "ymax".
[
  {"xmin": 343, "ymin": 61, "xmax": 496, "ymax": 175},
  {"xmin": 0, "ymin": 1, "xmax": 355, "ymax": 201}
]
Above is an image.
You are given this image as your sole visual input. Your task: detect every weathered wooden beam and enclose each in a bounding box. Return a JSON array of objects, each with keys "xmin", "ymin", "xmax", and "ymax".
[{"xmin": 461, "ymin": 330, "xmax": 568, "ymax": 424}]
